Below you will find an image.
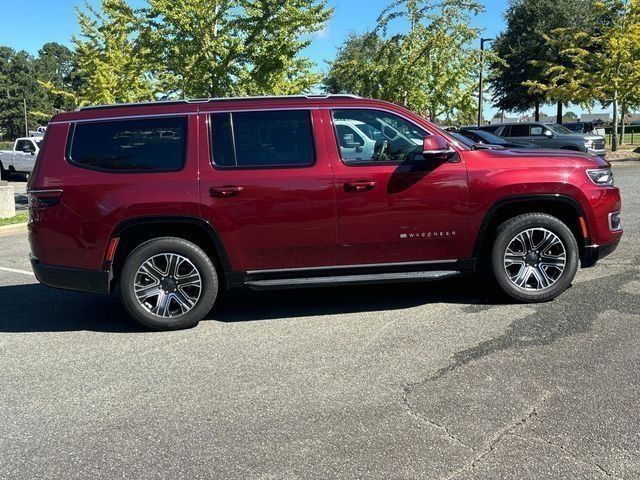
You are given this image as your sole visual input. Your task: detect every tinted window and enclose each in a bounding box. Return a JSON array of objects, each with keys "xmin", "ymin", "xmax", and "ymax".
[
  {"xmin": 69, "ymin": 117, "xmax": 187, "ymax": 172},
  {"xmin": 16, "ymin": 140, "xmax": 33, "ymax": 152},
  {"xmin": 332, "ymin": 109, "xmax": 426, "ymax": 163},
  {"xmin": 506, "ymin": 124, "xmax": 530, "ymax": 137},
  {"xmin": 210, "ymin": 110, "xmax": 314, "ymax": 168}
]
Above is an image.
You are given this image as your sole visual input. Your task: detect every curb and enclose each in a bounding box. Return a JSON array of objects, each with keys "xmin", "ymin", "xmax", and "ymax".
[{"xmin": 0, "ymin": 222, "xmax": 28, "ymax": 237}]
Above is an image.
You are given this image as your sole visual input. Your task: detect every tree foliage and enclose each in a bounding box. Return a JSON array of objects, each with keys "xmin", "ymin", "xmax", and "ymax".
[
  {"xmin": 139, "ymin": 0, "xmax": 331, "ymax": 98},
  {"xmin": 488, "ymin": 0, "xmax": 594, "ymax": 115},
  {"xmin": 324, "ymin": 0, "xmax": 485, "ymax": 122},
  {"xmin": 72, "ymin": 0, "xmax": 157, "ymax": 106}
]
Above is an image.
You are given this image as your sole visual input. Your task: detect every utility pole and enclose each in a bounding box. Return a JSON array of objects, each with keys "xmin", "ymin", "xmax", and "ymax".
[
  {"xmin": 477, "ymin": 38, "xmax": 493, "ymax": 127},
  {"xmin": 23, "ymin": 96, "xmax": 28, "ymax": 137}
]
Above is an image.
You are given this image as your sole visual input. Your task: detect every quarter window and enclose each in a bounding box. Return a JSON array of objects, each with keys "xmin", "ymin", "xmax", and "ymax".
[
  {"xmin": 210, "ymin": 110, "xmax": 314, "ymax": 168},
  {"xmin": 332, "ymin": 109, "xmax": 426, "ymax": 164},
  {"xmin": 68, "ymin": 117, "xmax": 187, "ymax": 172}
]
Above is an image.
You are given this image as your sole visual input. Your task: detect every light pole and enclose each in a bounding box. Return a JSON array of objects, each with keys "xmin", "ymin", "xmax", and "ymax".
[{"xmin": 477, "ymin": 37, "xmax": 493, "ymax": 127}]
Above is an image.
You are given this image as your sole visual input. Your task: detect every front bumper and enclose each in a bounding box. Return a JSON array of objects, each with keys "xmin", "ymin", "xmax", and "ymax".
[
  {"xmin": 581, "ymin": 239, "xmax": 621, "ymax": 268},
  {"xmin": 586, "ymin": 147, "xmax": 607, "ymax": 157},
  {"xmin": 30, "ymin": 257, "xmax": 110, "ymax": 294}
]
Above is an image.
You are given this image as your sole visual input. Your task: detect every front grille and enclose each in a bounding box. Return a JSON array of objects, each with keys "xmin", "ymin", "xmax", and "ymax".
[{"xmin": 592, "ymin": 140, "xmax": 605, "ymax": 150}]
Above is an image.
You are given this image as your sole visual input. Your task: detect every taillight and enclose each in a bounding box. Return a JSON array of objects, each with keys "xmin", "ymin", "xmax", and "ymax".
[{"xmin": 27, "ymin": 189, "xmax": 63, "ymax": 223}]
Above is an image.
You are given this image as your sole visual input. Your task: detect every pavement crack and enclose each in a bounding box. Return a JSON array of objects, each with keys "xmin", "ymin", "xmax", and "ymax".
[
  {"xmin": 401, "ymin": 384, "xmax": 473, "ymax": 451},
  {"xmin": 443, "ymin": 391, "xmax": 551, "ymax": 479},
  {"xmin": 509, "ymin": 433, "xmax": 625, "ymax": 479}
]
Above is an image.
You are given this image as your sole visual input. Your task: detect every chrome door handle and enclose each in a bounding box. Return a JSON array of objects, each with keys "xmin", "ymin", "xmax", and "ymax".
[
  {"xmin": 344, "ymin": 180, "xmax": 377, "ymax": 192},
  {"xmin": 210, "ymin": 186, "xmax": 244, "ymax": 198}
]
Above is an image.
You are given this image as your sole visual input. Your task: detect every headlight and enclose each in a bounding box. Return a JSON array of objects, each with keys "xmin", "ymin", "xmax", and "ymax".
[
  {"xmin": 584, "ymin": 139, "xmax": 593, "ymax": 147},
  {"xmin": 586, "ymin": 168, "xmax": 614, "ymax": 186}
]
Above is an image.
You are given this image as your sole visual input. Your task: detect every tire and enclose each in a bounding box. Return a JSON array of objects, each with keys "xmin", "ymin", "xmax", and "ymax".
[
  {"xmin": 0, "ymin": 161, "xmax": 5, "ymax": 180},
  {"xmin": 491, "ymin": 213, "xmax": 579, "ymax": 303},
  {"xmin": 120, "ymin": 237, "xmax": 219, "ymax": 330}
]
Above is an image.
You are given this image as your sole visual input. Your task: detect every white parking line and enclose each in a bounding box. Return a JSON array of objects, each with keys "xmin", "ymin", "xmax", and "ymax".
[{"xmin": 0, "ymin": 266, "xmax": 35, "ymax": 276}]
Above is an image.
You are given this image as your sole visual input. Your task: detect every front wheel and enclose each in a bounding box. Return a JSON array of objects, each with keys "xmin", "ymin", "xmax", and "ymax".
[
  {"xmin": 491, "ymin": 213, "xmax": 579, "ymax": 303},
  {"xmin": 120, "ymin": 237, "xmax": 219, "ymax": 330}
]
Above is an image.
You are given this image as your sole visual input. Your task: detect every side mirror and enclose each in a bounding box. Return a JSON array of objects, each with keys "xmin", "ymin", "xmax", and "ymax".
[
  {"xmin": 423, "ymin": 135, "xmax": 456, "ymax": 161},
  {"xmin": 544, "ymin": 130, "xmax": 553, "ymax": 137}
]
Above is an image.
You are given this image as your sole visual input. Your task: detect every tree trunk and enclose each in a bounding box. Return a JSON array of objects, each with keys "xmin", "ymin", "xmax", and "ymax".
[
  {"xmin": 534, "ymin": 100, "xmax": 540, "ymax": 122},
  {"xmin": 611, "ymin": 92, "xmax": 618, "ymax": 152},
  {"xmin": 620, "ymin": 102, "xmax": 626, "ymax": 146},
  {"xmin": 556, "ymin": 101, "xmax": 563, "ymax": 124}
]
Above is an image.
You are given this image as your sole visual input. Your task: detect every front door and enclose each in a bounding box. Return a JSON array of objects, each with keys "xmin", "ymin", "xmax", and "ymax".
[
  {"xmin": 323, "ymin": 108, "xmax": 468, "ymax": 266},
  {"xmin": 198, "ymin": 109, "xmax": 336, "ymax": 273}
]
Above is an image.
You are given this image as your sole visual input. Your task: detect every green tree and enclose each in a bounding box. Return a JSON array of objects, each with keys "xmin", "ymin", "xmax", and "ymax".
[
  {"xmin": 34, "ymin": 42, "xmax": 77, "ymax": 112},
  {"xmin": 489, "ymin": 0, "xmax": 594, "ymax": 121},
  {"xmin": 325, "ymin": 0, "xmax": 484, "ymax": 121},
  {"xmin": 73, "ymin": 0, "xmax": 157, "ymax": 106},
  {"xmin": 0, "ymin": 47, "xmax": 50, "ymax": 139},
  {"xmin": 139, "ymin": 0, "xmax": 332, "ymax": 98},
  {"xmin": 524, "ymin": 0, "xmax": 640, "ymax": 149}
]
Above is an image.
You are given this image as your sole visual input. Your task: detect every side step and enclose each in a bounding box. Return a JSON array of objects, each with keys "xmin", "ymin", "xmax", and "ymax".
[{"xmin": 245, "ymin": 270, "xmax": 461, "ymax": 291}]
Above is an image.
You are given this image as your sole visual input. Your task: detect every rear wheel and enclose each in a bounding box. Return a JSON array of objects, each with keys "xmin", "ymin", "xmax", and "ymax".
[
  {"xmin": 491, "ymin": 213, "xmax": 579, "ymax": 302},
  {"xmin": 0, "ymin": 161, "xmax": 6, "ymax": 180},
  {"xmin": 120, "ymin": 237, "xmax": 218, "ymax": 330}
]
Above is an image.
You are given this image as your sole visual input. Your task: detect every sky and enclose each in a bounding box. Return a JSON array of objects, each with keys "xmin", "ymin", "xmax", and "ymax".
[{"xmin": 0, "ymin": 0, "xmax": 596, "ymax": 119}]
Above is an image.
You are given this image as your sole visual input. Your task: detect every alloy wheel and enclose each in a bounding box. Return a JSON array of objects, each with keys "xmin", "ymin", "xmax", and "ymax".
[
  {"xmin": 503, "ymin": 227, "xmax": 567, "ymax": 290},
  {"xmin": 134, "ymin": 253, "xmax": 202, "ymax": 318}
]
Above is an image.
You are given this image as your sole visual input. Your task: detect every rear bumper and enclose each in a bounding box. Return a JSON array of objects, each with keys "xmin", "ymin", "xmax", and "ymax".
[
  {"xmin": 30, "ymin": 257, "xmax": 110, "ymax": 294},
  {"xmin": 581, "ymin": 239, "xmax": 621, "ymax": 268}
]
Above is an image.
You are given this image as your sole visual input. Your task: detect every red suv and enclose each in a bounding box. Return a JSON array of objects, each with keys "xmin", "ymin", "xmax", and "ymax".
[{"xmin": 27, "ymin": 95, "xmax": 623, "ymax": 330}]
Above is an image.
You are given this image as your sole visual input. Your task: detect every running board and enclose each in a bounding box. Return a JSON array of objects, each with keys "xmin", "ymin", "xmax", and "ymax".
[{"xmin": 245, "ymin": 270, "xmax": 461, "ymax": 291}]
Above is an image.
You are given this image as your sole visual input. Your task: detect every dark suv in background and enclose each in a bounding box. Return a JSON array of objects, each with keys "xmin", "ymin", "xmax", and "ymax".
[
  {"xmin": 470, "ymin": 122, "xmax": 607, "ymax": 156},
  {"xmin": 28, "ymin": 95, "xmax": 622, "ymax": 330}
]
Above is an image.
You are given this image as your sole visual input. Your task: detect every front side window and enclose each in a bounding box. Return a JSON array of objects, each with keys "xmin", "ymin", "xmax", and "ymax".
[
  {"xmin": 68, "ymin": 116, "xmax": 187, "ymax": 172},
  {"xmin": 210, "ymin": 110, "xmax": 314, "ymax": 168},
  {"xmin": 530, "ymin": 126, "xmax": 545, "ymax": 136},
  {"xmin": 332, "ymin": 109, "xmax": 426, "ymax": 164},
  {"xmin": 16, "ymin": 140, "xmax": 34, "ymax": 152}
]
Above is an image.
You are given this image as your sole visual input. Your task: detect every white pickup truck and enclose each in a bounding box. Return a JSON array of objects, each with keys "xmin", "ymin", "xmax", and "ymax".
[{"xmin": 0, "ymin": 137, "xmax": 42, "ymax": 179}]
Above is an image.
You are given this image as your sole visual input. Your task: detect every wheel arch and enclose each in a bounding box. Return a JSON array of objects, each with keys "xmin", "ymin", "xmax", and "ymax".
[
  {"xmin": 472, "ymin": 195, "xmax": 590, "ymax": 261},
  {"xmin": 107, "ymin": 216, "xmax": 232, "ymax": 289}
]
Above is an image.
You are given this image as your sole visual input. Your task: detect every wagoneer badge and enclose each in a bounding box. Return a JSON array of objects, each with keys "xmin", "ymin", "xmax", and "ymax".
[{"xmin": 400, "ymin": 231, "xmax": 456, "ymax": 239}]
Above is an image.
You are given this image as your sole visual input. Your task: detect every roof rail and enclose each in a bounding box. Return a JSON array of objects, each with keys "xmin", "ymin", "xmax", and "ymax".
[{"xmin": 75, "ymin": 94, "xmax": 362, "ymax": 111}]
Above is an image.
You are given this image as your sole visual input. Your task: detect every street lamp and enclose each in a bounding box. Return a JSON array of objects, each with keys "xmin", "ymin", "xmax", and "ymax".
[{"xmin": 477, "ymin": 37, "xmax": 493, "ymax": 127}]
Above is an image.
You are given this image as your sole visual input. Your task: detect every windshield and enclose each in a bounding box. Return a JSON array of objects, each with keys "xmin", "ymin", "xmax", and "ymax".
[
  {"xmin": 546, "ymin": 123, "xmax": 573, "ymax": 134},
  {"xmin": 35, "ymin": 140, "xmax": 43, "ymax": 149},
  {"xmin": 471, "ymin": 130, "xmax": 507, "ymax": 145},
  {"xmin": 449, "ymin": 132, "xmax": 477, "ymax": 148}
]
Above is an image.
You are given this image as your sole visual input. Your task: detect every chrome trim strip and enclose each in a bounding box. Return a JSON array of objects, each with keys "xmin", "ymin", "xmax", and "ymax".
[
  {"xmin": 246, "ymin": 259, "xmax": 458, "ymax": 275},
  {"xmin": 49, "ymin": 112, "xmax": 198, "ymax": 125},
  {"xmin": 26, "ymin": 188, "xmax": 63, "ymax": 194}
]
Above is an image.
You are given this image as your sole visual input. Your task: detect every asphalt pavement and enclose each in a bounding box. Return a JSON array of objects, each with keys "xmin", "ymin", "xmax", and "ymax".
[{"xmin": 0, "ymin": 164, "xmax": 638, "ymax": 479}]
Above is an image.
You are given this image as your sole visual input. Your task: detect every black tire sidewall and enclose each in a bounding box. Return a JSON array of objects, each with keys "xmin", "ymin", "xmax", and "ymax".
[
  {"xmin": 120, "ymin": 237, "xmax": 218, "ymax": 330},
  {"xmin": 491, "ymin": 214, "xmax": 579, "ymax": 302}
]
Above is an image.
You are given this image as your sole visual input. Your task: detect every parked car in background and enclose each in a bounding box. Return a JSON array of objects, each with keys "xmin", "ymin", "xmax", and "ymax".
[
  {"xmin": 28, "ymin": 95, "xmax": 622, "ymax": 330},
  {"xmin": 475, "ymin": 122, "xmax": 607, "ymax": 156},
  {"xmin": 457, "ymin": 128, "xmax": 538, "ymax": 149},
  {"xmin": 0, "ymin": 137, "xmax": 42, "ymax": 179}
]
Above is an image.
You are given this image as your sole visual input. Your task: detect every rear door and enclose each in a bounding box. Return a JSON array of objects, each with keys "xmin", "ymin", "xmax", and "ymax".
[{"xmin": 198, "ymin": 108, "xmax": 336, "ymax": 272}]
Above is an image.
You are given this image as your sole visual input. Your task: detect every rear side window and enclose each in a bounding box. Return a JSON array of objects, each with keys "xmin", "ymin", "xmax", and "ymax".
[
  {"xmin": 505, "ymin": 124, "xmax": 530, "ymax": 137},
  {"xmin": 210, "ymin": 110, "xmax": 314, "ymax": 168},
  {"xmin": 68, "ymin": 116, "xmax": 187, "ymax": 172}
]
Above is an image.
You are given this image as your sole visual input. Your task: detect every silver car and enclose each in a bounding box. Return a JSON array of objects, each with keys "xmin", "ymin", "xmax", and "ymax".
[{"xmin": 474, "ymin": 122, "xmax": 607, "ymax": 156}]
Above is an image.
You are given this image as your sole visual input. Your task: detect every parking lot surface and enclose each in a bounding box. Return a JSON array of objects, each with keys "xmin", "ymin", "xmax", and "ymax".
[{"xmin": 0, "ymin": 164, "xmax": 638, "ymax": 479}]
